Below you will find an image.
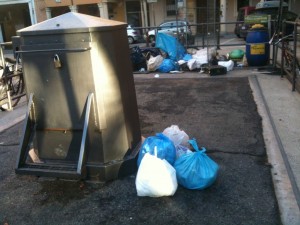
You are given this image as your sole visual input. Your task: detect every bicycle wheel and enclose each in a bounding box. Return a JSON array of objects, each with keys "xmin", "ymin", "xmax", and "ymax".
[
  {"xmin": 8, "ymin": 71, "xmax": 25, "ymax": 106},
  {"xmin": 283, "ymin": 50, "xmax": 294, "ymax": 73},
  {"xmin": 0, "ymin": 66, "xmax": 10, "ymax": 110},
  {"xmin": 0, "ymin": 86, "xmax": 9, "ymax": 111},
  {"xmin": 0, "ymin": 70, "xmax": 25, "ymax": 111}
]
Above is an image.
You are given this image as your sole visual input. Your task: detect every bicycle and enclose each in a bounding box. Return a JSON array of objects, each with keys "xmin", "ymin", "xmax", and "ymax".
[
  {"xmin": 275, "ymin": 34, "xmax": 299, "ymax": 73},
  {"xmin": 270, "ymin": 17, "xmax": 300, "ymax": 91},
  {"xmin": 0, "ymin": 42, "xmax": 25, "ymax": 111}
]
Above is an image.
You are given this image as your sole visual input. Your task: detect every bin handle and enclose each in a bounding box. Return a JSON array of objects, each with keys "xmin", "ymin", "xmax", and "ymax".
[{"xmin": 16, "ymin": 47, "xmax": 91, "ymax": 54}]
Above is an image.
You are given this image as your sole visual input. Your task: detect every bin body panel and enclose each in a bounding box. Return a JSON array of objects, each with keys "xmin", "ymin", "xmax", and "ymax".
[
  {"xmin": 22, "ymin": 42, "xmax": 96, "ymax": 162},
  {"xmin": 89, "ymin": 30, "xmax": 141, "ymax": 162},
  {"xmin": 17, "ymin": 12, "xmax": 141, "ymax": 180},
  {"xmin": 246, "ymin": 28, "xmax": 270, "ymax": 66},
  {"xmin": 35, "ymin": 130, "xmax": 82, "ymax": 161},
  {"xmin": 22, "ymin": 43, "xmax": 94, "ymax": 129}
]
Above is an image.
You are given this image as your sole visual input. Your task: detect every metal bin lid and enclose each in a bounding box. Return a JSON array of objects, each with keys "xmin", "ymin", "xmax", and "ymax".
[{"xmin": 17, "ymin": 12, "xmax": 127, "ymax": 36}]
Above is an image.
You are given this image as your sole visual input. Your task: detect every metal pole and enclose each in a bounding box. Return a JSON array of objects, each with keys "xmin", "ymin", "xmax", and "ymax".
[
  {"xmin": 152, "ymin": 3, "xmax": 156, "ymax": 27},
  {"xmin": 278, "ymin": 0, "xmax": 284, "ymax": 35},
  {"xmin": 151, "ymin": 3, "xmax": 156, "ymax": 47},
  {"xmin": 214, "ymin": 0, "xmax": 217, "ymax": 49},
  {"xmin": 176, "ymin": 0, "xmax": 179, "ymax": 61},
  {"xmin": 280, "ymin": 21, "xmax": 286, "ymax": 78},
  {"xmin": 292, "ymin": 22, "xmax": 297, "ymax": 91},
  {"xmin": 216, "ymin": 0, "xmax": 220, "ymax": 50},
  {"xmin": 270, "ymin": 0, "xmax": 284, "ymax": 43},
  {"xmin": 269, "ymin": 15, "xmax": 277, "ymax": 67},
  {"xmin": 206, "ymin": 0, "xmax": 209, "ymax": 65},
  {"xmin": 0, "ymin": 45, "xmax": 5, "ymax": 72}
]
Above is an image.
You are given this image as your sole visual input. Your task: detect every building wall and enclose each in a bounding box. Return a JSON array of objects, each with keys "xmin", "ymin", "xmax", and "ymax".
[
  {"xmin": 73, "ymin": 0, "xmax": 100, "ymax": 5},
  {"xmin": 34, "ymin": 0, "xmax": 47, "ymax": 22},
  {"xmin": 186, "ymin": 0, "xmax": 196, "ymax": 23},
  {"xmin": 35, "ymin": 0, "xmax": 127, "ymax": 22},
  {"xmin": 113, "ymin": 1, "xmax": 125, "ymax": 22},
  {"xmin": 2, "ymin": 0, "xmax": 296, "ymax": 42},
  {"xmin": 290, "ymin": 0, "xmax": 300, "ymax": 14},
  {"xmin": 225, "ymin": 0, "xmax": 235, "ymax": 33},
  {"xmin": 149, "ymin": 1, "xmax": 165, "ymax": 27},
  {"xmin": 148, "ymin": 0, "xmax": 197, "ymax": 27}
]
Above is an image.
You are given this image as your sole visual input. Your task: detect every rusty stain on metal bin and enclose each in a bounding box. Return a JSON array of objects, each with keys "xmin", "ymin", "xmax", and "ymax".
[{"xmin": 14, "ymin": 12, "xmax": 141, "ymax": 181}]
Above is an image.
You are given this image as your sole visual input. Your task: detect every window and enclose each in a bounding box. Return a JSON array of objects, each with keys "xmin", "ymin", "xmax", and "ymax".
[{"xmin": 166, "ymin": 0, "xmax": 176, "ymax": 16}]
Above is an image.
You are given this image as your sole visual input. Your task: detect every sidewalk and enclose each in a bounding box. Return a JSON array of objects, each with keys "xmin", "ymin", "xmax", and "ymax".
[
  {"xmin": 0, "ymin": 69, "xmax": 299, "ymax": 224},
  {"xmin": 0, "ymin": 97, "xmax": 26, "ymax": 133},
  {"xmin": 250, "ymin": 74, "xmax": 300, "ymax": 225}
]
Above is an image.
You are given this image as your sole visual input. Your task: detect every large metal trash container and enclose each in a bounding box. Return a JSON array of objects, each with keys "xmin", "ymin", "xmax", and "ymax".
[{"xmin": 15, "ymin": 12, "xmax": 141, "ymax": 181}]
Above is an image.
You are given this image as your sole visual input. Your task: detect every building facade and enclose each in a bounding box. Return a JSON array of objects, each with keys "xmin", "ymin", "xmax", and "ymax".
[{"xmin": 0, "ymin": 0, "xmax": 298, "ymax": 42}]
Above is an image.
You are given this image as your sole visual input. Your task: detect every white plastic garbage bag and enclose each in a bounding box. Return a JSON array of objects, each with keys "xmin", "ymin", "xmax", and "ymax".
[
  {"xmin": 192, "ymin": 48, "xmax": 209, "ymax": 68},
  {"xmin": 163, "ymin": 125, "xmax": 189, "ymax": 147},
  {"xmin": 135, "ymin": 148, "xmax": 178, "ymax": 197},
  {"xmin": 147, "ymin": 55, "xmax": 164, "ymax": 71},
  {"xmin": 163, "ymin": 125, "xmax": 191, "ymax": 159},
  {"xmin": 187, "ymin": 58, "xmax": 197, "ymax": 71},
  {"xmin": 218, "ymin": 60, "xmax": 234, "ymax": 71}
]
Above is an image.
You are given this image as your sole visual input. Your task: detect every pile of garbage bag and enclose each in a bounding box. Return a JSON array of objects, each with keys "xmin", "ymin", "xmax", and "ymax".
[
  {"xmin": 130, "ymin": 33, "xmax": 238, "ymax": 73},
  {"xmin": 135, "ymin": 125, "xmax": 219, "ymax": 197}
]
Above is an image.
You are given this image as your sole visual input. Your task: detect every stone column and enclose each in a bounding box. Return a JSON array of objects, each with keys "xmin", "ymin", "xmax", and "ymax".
[
  {"xmin": 69, "ymin": 5, "xmax": 78, "ymax": 13},
  {"xmin": 220, "ymin": 0, "xmax": 227, "ymax": 34},
  {"xmin": 140, "ymin": 0, "xmax": 149, "ymax": 27},
  {"xmin": 46, "ymin": 7, "xmax": 52, "ymax": 19},
  {"xmin": 98, "ymin": 3, "xmax": 109, "ymax": 19}
]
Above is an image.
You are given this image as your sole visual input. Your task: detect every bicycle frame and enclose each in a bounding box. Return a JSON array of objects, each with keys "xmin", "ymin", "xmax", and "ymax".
[
  {"xmin": 0, "ymin": 41, "xmax": 25, "ymax": 111},
  {"xmin": 280, "ymin": 20, "xmax": 300, "ymax": 91},
  {"xmin": 0, "ymin": 42, "xmax": 12, "ymax": 76}
]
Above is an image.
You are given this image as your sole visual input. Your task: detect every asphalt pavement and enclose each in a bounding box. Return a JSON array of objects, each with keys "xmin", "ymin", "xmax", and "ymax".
[
  {"xmin": 134, "ymin": 70, "xmax": 300, "ymax": 225},
  {"xmin": 0, "ymin": 68, "xmax": 300, "ymax": 224}
]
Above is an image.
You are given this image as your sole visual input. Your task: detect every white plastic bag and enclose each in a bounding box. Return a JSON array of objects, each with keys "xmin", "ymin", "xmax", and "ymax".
[
  {"xmin": 163, "ymin": 125, "xmax": 189, "ymax": 147},
  {"xmin": 187, "ymin": 58, "xmax": 197, "ymax": 71},
  {"xmin": 135, "ymin": 148, "xmax": 178, "ymax": 197},
  {"xmin": 192, "ymin": 48, "xmax": 209, "ymax": 68},
  {"xmin": 147, "ymin": 55, "xmax": 164, "ymax": 71},
  {"xmin": 218, "ymin": 60, "xmax": 234, "ymax": 71}
]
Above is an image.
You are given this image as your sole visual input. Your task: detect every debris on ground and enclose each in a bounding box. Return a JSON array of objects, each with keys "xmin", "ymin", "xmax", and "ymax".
[
  {"xmin": 130, "ymin": 33, "xmax": 247, "ymax": 75},
  {"xmin": 135, "ymin": 125, "xmax": 219, "ymax": 197}
]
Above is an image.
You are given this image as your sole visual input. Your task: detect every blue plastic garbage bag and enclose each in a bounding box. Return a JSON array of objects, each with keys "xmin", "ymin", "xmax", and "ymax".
[
  {"xmin": 183, "ymin": 54, "xmax": 192, "ymax": 61},
  {"xmin": 157, "ymin": 59, "xmax": 177, "ymax": 73},
  {"xmin": 174, "ymin": 138, "xmax": 219, "ymax": 190},
  {"xmin": 137, "ymin": 133, "xmax": 176, "ymax": 167},
  {"xmin": 155, "ymin": 33, "xmax": 186, "ymax": 61}
]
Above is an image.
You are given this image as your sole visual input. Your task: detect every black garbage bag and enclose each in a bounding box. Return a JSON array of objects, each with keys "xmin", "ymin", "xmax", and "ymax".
[
  {"xmin": 130, "ymin": 46, "xmax": 147, "ymax": 72},
  {"xmin": 140, "ymin": 48, "xmax": 161, "ymax": 60}
]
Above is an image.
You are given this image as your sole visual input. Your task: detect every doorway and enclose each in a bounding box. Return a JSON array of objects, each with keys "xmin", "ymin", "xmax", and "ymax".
[{"xmin": 126, "ymin": 1, "xmax": 142, "ymax": 27}]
